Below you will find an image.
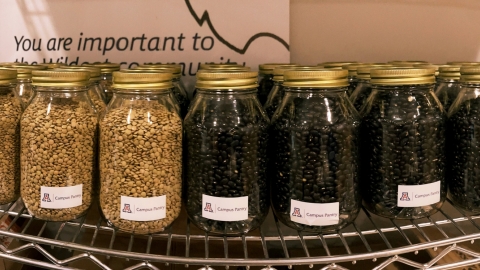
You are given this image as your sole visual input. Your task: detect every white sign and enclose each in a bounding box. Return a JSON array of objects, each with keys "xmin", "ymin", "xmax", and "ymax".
[
  {"xmin": 120, "ymin": 195, "xmax": 166, "ymax": 222},
  {"xmin": 0, "ymin": 0, "xmax": 290, "ymax": 91},
  {"xmin": 202, "ymin": 194, "xmax": 248, "ymax": 221},
  {"xmin": 290, "ymin": 199, "xmax": 339, "ymax": 226},
  {"xmin": 397, "ymin": 181, "xmax": 441, "ymax": 207},
  {"xmin": 40, "ymin": 184, "xmax": 83, "ymax": 209}
]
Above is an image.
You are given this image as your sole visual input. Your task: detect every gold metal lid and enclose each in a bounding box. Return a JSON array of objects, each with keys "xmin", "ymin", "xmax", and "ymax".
[
  {"xmin": 202, "ymin": 66, "xmax": 252, "ymax": 72},
  {"xmin": 447, "ymin": 61, "xmax": 480, "ymax": 66},
  {"xmin": 53, "ymin": 66, "xmax": 101, "ymax": 82},
  {"xmin": 36, "ymin": 63, "xmax": 66, "ymax": 69},
  {"xmin": 413, "ymin": 64, "xmax": 447, "ymax": 76},
  {"xmin": 273, "ymin": 66, "xmax": 324, "ymax": 82},
  {"xmin": 0, "ymin": 62, "xmax": 23, "ymax": 67},
  {"xmin": 0, "ymin": 68, "xmax": 17, "ymax": 84},
  {"xmin": 370, "ymin": 68, "xmax": 436, "ymax": 85},
  {"xmin": 112, "ymin": 71, "xmax": 173, "ymax": 90},
  {"xmin": 342, "ymin": 63, "xmax": 388, "ymax": 77},
  {"xmin": 83, "ymin": 63, "xmax": 120, "ymax": 74},
  {"xmin": 259, "ymin": 63, "xmax": 297, "ymax": 74},
  {"xmin": 10, "ymin": 64, "xmax": 48, "ymax": 79},
  {"xmin": 135, "ymin": 65, "xmax": 180, "ymax": 79},
  {"xmin": 388, "ymin": 61, "xmax": 430, "ymax": 66},
  {"xmin": 357, "ymin": 65, "xmax": 396, "ymax": 80},
  {"xmin": 32, "ymin": 70, "xmax": 90, "ymax": 87},
  {"xmin": 283, "ymin": 69, "xmax": 349, "ymax": 88},
  {"xmin": 199, "ymin": 63, "xmax": 240, "ymax": 70},
  {"xmin": 196, "ymin": 70, "xmax": 258, "ymax": 90},
  {"xmin": 459, "ymin": 66, "xmax": 480, "ymax": 83},
  {"xmin": 319, "ymin": 62, "xmax": 359, "ymax": 68},
  {"xmin": 437, "ymin": 65, "xmax": 461, "ymax": 80}
]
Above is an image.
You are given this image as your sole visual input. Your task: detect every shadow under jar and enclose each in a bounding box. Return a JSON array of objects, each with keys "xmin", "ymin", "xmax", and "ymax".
[
  {"xmin": 99, "ymin": 71, "xmax": 182, "ymax": 234},
  {"xmin": 184, "ymin": 70, "xmax": 269, "ymax": 235},
  {"xmin": 270, "ymin": 69, "xmax": 360, "ymax": 232},
  {"xmin": 360, "ymin": 68, "xmax": 446, "ymax": 219},
  {"xmin": 447, "ymin": 66, "xmax": 480, "ymax": 213},
  {"xmin": 434, "ymin": 65, "xmax": 461, "ymax": 111},
  {"xmin": 0, "ymin": 69, "xmax": 22, "ymax": 205},
  {"xmin": 21, "ymin": 70, "xmax": 97, "ymax": 221}
]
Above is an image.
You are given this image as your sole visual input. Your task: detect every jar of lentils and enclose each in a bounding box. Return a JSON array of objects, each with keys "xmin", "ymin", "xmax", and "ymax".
[
  {"xmin": 135, "ymin": 64, "xmax": 189, "ymax": 118},
  {"xmin": 21, "ymin": 70, "xmax": 97, "ymax": 221},
  {"xmin": 54, "ymin": 66, "xmax": 107, "ymax": 115},
  {"xmin": 360, "ymin": 68, "xmax": 446, "ymax": 219},
  {"xmin": 434, "ymin": 66, "xmax": 461, "ymax": 111},
  {"xmin": 11, "ymin": 64, "xmax": 47, "ymax": 106},
  {"xmin": 270, "ymin": 69, "xmax": 360, "ymax": 232},
  {"xmin": 184, "ymin": 70, "xmax": 269, "ymax": 235},
  {"xmin": 0, "ymin": 68, "xmax": 22, "ymax": 205},
  {"xmin": 99, "ymin": 71, "xmax": 182, "ymax": 234},
  {"xmin": 446, "ymin": 66, "xmax": 480, "ymax": 212},
  {"xmin": 84, "ymin": 63, "xmax": 120, "ymax": 104}
]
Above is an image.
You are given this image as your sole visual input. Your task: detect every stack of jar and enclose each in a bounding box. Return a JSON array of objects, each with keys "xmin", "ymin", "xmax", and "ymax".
[{"xmin": 2, "ymin": 59, "xmax": 480, "ymax": 236}]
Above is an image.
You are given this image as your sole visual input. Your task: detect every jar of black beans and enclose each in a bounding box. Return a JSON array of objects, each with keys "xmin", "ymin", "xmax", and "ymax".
[
  {"xmin": 184, "ymin": 70, "xmax": 269, "ymax": 235},
  {"xmin": 350, "ymin": 65, "xmax": 393, "ymax": 112},
  {"xmin": 258, "ymin": 63, "xmax": 294, "ymax": 105},
  {"xmin": 447, "ymin": 66, "xmax": 480, "ymax": 213},
  {"xmin": 270, "ymin": 69, "xmax": 360, "ymax": 232},
  {"xmin": 360, "ymin": 68, "xmax": 446, "ymax": 219},
  {"xmin": 434, "ymin": 66, "xmax": 461, "ymax": 111}
]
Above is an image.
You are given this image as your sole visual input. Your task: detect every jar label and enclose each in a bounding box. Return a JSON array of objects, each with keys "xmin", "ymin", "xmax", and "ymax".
[
  {"xmin": 397, "ymin": 181, "xmax": 441, "ymax": 207},
  {"xmin": 40, "ymin": 184, "xmax": 83, "ymax": 209},
  {"xmin": 290, "ymin": 199, "xmax": 339, "ymax": 226},
  {"xmin": 120, "ymin": 195, "xmax": 166, "ymax": 221},
  {"xmin": 202, "ymin": 194, "xmax": 248, "ymax": 221}
]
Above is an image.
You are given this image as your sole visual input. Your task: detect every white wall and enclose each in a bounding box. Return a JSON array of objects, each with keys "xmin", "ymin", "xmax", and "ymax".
[{"xmin": 290, "ymin": 0, "xmax": 480, "ymax": 64}]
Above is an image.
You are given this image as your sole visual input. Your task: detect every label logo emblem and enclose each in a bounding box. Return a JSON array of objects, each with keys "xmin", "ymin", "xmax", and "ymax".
[
  {"xmin": 122, "ymin": 203, "xmax": 132, "ymax": 213},
  {"xmin": 292, "ymin": 207, "xmax": 302, "ymax": 217},
  {"xmin": 204, "ymin": 202, "xmax": 213, "ymax": 212},
  {"xmin": 42, "ymin": 193, "xmax": 52, "ymax": 202},
  {"xmin": 400, "ymin": 192, "xmax": 411, "ymax": 201}
]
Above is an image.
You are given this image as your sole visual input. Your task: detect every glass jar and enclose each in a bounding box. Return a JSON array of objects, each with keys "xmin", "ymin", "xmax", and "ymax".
[
  {"xmin": 258, "ymin": 63, "xmax": 294, "ymax": 105},
  {"xmin": 184, "ymin": 70, "xmax": 269, "ymax": 235},
  {"xmin": 54, "ymin": 66, "xmax": 107, "ymax": 115},
  {"xmin": 11, "ymin": 64, "xmax": 47, "ymax": 106},
  {"xmin": 99, "ymin": 71, "xmax": 182, "ymax": 234},
  {"xmin": 342, "ymin": 63, "xmax": 369, "ymax": 96},
  {"xmin": 350, "ymin": 65, "xmax": 393, "ymax": 112},
  {"xmin": 447, "ymin": 66, "xmax": 480, "ymax": 212},
  {"xmin": 434, "ymin": 66, "xmax": 461, "ymax": 111},
  {"xmin": 270, "ymin": 69, "xmax": 360, "ymax": 232},
  {"xmin": 264, "ymin": 66, "xmax": 322, "ymax": 119},
  {"xmin": 21, "ymin": 71, "xmax": 97, "ymax": 221},
  {"xmin": 84, "ymin": 63, "xmax": 120, "ymax": 104},
  {"xmin": 360, "ymin": 68, "xmax": 446, "ymax": 219},
  {"xmin": 135, "ymin": 65, "xmax": 189, "ymax": 118},
  {"xmin": 0, "ymin": 69, "xmax": 22, "ymax": 204}
]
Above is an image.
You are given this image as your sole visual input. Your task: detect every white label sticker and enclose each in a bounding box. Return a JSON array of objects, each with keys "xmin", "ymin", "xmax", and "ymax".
[
  {"xmin": 202, "ymin": 194, "xmax": 248, "ymax": 221},
  {"xmin": 290, "ymin": 199, "xmax": 339, "ymax": 226},
  {"xmin": 397, "ymin": 181, "xmax": 441, "ymax": 207},
  {"xmin": 120, "ymin": 195, "xmax": 166, "ymax": 221},
  {"xmin": 40, "ymin": 184, "xmax": 83, "ymax": 209}
]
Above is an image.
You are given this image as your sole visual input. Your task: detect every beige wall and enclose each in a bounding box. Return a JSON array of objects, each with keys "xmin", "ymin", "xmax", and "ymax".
[{"xmin": 290, "ymin": 0, "xmax": 480, "ymax": 65}]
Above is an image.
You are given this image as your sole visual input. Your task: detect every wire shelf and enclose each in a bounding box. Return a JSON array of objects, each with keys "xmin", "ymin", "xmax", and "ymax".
[{"xmin": 0, "ymin": 198, "xmax": 479, "ymax": 270}]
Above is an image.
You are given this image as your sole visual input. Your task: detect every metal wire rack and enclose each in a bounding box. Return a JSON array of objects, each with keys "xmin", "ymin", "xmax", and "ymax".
[{"xmin": 0, "ymin": 198, "xmax": 479, "ymax": 270}]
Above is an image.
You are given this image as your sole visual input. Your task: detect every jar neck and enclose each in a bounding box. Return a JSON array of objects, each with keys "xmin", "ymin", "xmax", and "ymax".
[
  {"xmin": 196, "ymin": 88, "xmax": 257, "ymax": 95},
  {"xmin": 437, "ymin": 78, "xmax": 458, "ymax": 83},
  {"xmin": 0, "ymin": 84, "xmax": 16, "ymax": 93},
  {"xmin": 17, "ymin": 78, "xmax": 32, "ymax": 83},
  {"xmin": 101, "ymin": 73, "xmax": 112, "ymax": 81},
  {"xmin": 284, "ymin": 86, "xmax": 348, "ymax": 95},
  {"xmin": 112, "ymin": 89, "xmax": 172, "ymax": 97},
  {"xmin": 33, "ymin": 86, "xmax": 89, "ymax": 93},
  {"xmin": 460, "ymin": 82, "xmax": 480, "ymax": 89}
]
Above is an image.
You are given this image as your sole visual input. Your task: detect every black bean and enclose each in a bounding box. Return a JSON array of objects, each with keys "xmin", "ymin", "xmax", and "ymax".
[
  {"xmin": 360, "ymin": 87, "xmax": 447, "ymax": 219},
  {"xmin": 184, "ymin": 92, "xmax": 269, "ymax": 235},
  {"xmin": 270, "ymin": 90, "xmax": 361, "ymax": 232},
  {"xmin": 447, "ymin": 92, "xmax": 480, "ymax": 212}
]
